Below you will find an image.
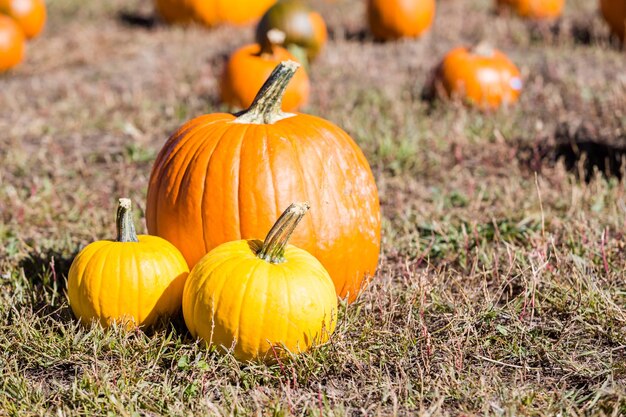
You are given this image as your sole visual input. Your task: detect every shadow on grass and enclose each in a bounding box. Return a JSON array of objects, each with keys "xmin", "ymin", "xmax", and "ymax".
[
  {"xmin": 117, "ymin": 10, "xmax": 158, "ymax": 30},
  {"xmin": 518, "ymin": 125, "xmax": 625, "ymax": 182}
]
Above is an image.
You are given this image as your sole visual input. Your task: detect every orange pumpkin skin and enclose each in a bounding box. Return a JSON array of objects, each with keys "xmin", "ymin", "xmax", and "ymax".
[
  {"xmin": 0, "ymin": 15, "xmax": 25, "ymax": 72},
  {"xmin": 438, "ymin": 46, "xmax": 523, "ymax": 110},
  {"xmin": 147, "ymin": 64, "xmax": 381, "ymax": 303},
  {"xmin": 154, "ymin": 0, "xmax": 276, "ymax": 26},
  {"xmin": 220, "ymin": 44, "xmax": 310, "ymax": 111},
  {"xmin": 0, "ymin": 0, "xmax": 46, "ymax": 39},
  {"xmin": 367, "ymin": 0, "xmax": 435, "ymax": 40},
  {"xmin": 599, "ymin": 0, "xmax": 626, "ymax": 42},
  {"xmin": 495, "ymin": 0, "xmax": 565, "ymax": 20}
]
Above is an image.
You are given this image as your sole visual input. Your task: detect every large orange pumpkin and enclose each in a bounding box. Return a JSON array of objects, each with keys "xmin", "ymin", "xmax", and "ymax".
[
  {"xmin": 0, "ymin": 0, "xmax": 46, "ymax": 39},
  {"xmin": 599, "ymin": 0, "xmax": 626, "ymax": 42},
  {"xmin": 495, "ymin": 0, "xmax": 565, "ymax": 20},
  {"xmin": 154, "ymin": 0, "xmax": 276, "ymax": 27},
  {"xmin": 367, "ymin": 0, "xmax": 436, "ymax": 40},
  {"xmin": 147, "ymin": 61, "xmax": 381, "ymax": 303},
  {"xmin": 436, "ymin": 43, "xmax": 523, "ymax": 110},
  {"xmin": 220, "ymin": 38, "xmax": 310, "ymax": 111},
  {"xmin": 0, "ymin": 14, "xmax": 25, "ymax": 72}
]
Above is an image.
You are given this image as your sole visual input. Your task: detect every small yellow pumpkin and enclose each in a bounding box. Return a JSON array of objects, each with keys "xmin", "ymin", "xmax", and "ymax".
[
  {"xmin": 67, "ymin": 198, "xmax": 189, "ymax": 329},
  {"xmin": 182, "ymin": 202, "xmax": 337, "ymax": 362}
]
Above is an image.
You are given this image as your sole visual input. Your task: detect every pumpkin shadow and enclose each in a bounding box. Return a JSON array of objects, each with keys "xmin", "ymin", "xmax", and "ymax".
[
  {"xmin": 117, "ymin": 10, "xmax": 158, "ymax": 30},
  {"xmin": 16, "ymin": 249, "xmax": 78, "ymax": 320},
  {"xmin": 517, "ymin": 125, "xmax": 625, "ymax": 183}
]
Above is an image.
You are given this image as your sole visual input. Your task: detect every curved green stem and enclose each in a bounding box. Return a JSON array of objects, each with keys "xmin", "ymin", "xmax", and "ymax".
[
  {"xmin": 233, "ymin": 60, "xmax": 300, "ymax": 125},
  {"xmin": 257, "ymin": 202, "xmax": 310, "ymax": 264},
  {"xmin": 116, "ymin": 198, "xmax": 139, "ymax": 243}
]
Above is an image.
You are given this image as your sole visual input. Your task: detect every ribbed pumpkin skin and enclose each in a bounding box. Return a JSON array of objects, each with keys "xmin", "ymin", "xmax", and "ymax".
[
  {"xmin": 438, "ymin": 46, "xmax": 522, "ymax": 110},
  {"xmin": 183, "ymin": 239, "xmax": 337, "ymax": 361},
  {"xmin": 0, "ymin": 14, "xmax": 24, "ymax": 71},
  {"xmin": 255, "ymin": 0, "xmax": 328, "ymax": 61},
  {"xmin": 496, "ymin": 0, "xmax": 565, "ymax": 20},
  {"xmin": 220, "ymin": 44, "xmax": 310, "ymax": 111},
  {"xmin": 0, "ymin": 0, "xmax": 46, "ymax": 39},
  {"xmin": 367, "ymin": 0, "xmax": 435, "ymax": 40},
  {"xmin": 67, "ymin": 235, "xmax": 189, "ymax": 328},
  {"xmin": 600, "ymin": 0, "xmax": 626, "ymax": 41},
  {"xmin": 154, "ymin": 0, "xmax": 276, "ymax": 26},
  {"xmin": 146, "ymin": 114, "xmax": 381, "ymax": 303}
]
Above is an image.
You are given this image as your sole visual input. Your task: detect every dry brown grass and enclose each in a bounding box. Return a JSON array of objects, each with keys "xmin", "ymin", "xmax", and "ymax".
[{"xmin": 1, "ymin": 0, "xmax": 625, "ymax": 415}]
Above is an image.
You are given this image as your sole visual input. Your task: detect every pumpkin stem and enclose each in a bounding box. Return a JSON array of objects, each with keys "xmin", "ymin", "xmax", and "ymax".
[
  {"xmin": 116, "ymin": 198, "xmax": 139, "ymax": 243},
  {"xmin": 233, "ymin": 60, "xmax": 300, "ymax": 125},
  {"xmin": 259, "ymin": 28, "xmax": 287, "ymax": 55},
  {"xmin": 471, "ymin": 41, "xmax": 495, "ymax": 57},
  {"xmin": 257, "ymin": 202, "xmax": 310, "ymax": 264}
]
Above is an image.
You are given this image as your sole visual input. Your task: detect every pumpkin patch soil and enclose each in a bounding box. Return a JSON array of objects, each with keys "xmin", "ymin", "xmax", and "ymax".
[{"xmin": 0, "ymin": 0, "xmax": 624, "ymax": 415}]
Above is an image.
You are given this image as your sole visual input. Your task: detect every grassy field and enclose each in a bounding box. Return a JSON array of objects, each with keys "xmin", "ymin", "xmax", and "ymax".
[{"xmin": 1, "ymin": 0, "xmax": 625, "ymax": 415}]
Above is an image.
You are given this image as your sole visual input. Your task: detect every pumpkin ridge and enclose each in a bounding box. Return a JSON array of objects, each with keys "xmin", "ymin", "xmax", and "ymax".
[
  {"xmin": 191, "ymin": 249, "xmax": 248, "ymax": 339},
  {"xmin": 193, "ymin": 123, "xmax": 233, "ymax": 254},
  {"xmin": 69, "ymin": 242, "xmax": 102, "ymax": 322},
  {"xmin": 162, "ymin": 120, "xmax": 230, "ymax": 260},
  {"xmin": 148, "ymin": 117, "xmax": 219, "ymax": 236},
  {"xmin": 232, "ymin": 259, "xmax": 264, "ymax": 356},
  {"xmin": 264, "ymin": 125, "xmax": 280, "ymax": 228},
  {"xmin": 233, "ymin": 124, "xmax": 251, "ymax": 241},
  {"xmin": 95, "ymin": 242, "xmax": 118, "ymax": 324},
  {"xmin": 173, "ymin": 122, "xmax": 225, "ymax": 206},
  {"xmin": 200, "ymin": 123, "xmax": 246, "ymax": 252},
  {"xmin": 283, "ymin": 117, "xmax": 332, "ymax": 255},
  {"xmin": 279, "ymin": 120, "xmax": 319, "ymax": 252},
  {"xmin": 279, "ymin": 265, "xmax": 292, "ymax": 355},
  {"xmin": 256, "ymin": 261, "xmax": 272, "ymax": 358}
]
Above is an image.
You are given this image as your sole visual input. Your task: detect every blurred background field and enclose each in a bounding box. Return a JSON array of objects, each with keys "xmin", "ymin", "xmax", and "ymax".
[{"xmin": 0, "ymin": 0, "xmax": 625, "ymax": 415}]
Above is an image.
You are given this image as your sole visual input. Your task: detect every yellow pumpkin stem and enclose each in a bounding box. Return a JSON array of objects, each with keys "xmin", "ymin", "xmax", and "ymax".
[
  {"xmin": 116, "ymin": 198, "xmax": 139, "ymax": 243},
  {"xmin": 257, "ymin": 202, "xmax": 310, "ymax": 263},
  {"xmin": 233, "ymin": 60, "xmax": 300, "ymax": 125}
]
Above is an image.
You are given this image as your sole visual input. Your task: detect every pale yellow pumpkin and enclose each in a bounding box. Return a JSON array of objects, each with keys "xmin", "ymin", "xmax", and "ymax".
[{"xmin": 182, "ymin": 203, "xmax": 337, "ymax": 362}]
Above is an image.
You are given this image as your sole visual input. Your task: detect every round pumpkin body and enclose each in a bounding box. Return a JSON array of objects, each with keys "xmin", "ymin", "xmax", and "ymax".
[
  {"xmin": 599, "ymin": 0, "xmax": 626, "ymax": 42},
  {"xmin": 437, "ymin": 45, "xmax": 523, "ymax": 110},
  {"xmin": 256, "ymin": 0, "xmax": 328, "ymax": 61},
  {"xmin": 220, "ymin": 43, "xmax": 310, "ymax": 111},
  {"xmin": 0, "ymin": 0, "xmax": 46, "ymax": 39},
  {"xmin": 183, "ymin": 237, "xmax": 337, "ymax": 362},
  {"xmin": 148, "ymin": 62, "xmax": 380, "ymax": 303},
  {"xmin": 67, "ymin": 200, "xmax": 189, "ymax": 329},
  {"xmin": 495, "ymin": 0, "xmax": 565, "ymax": 20},
  {"xmin": 367, "ymin": 0, "xmax": 436, "ymax": 40},
  {"xmin": 0, "ymin": 14, "xmax": 24, "ymax": 72},
  {"xmin": 154, "ymin": 0, "xmax": 276, "ymax": 26}
]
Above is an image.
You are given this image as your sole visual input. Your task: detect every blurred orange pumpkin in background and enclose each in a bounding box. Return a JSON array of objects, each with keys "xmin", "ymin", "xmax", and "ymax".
[
  {"xmin": 0, "ymin": 14, "xmax": 25, "ymax": 72},
  {"xmin": 367, "ymin": 0, "xmax": 436, "ymax": 40},
  {"xmin": 221, "ymin": 33, "xmax": 310, "ymax": 111},
  {"xmin": 495, "ymin": 0, "xmax": 565, "ymax": 20},
  {"xmin": 154, "ymin": 0, "xmax": 276, "ymax": 27},
  {"xmin": 436, "ymin": 43, "xmax": 523, "ymax": 110},
  {"xmin": 0, "ymin": 0, "xmax": 46, "ymax": 39}
]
